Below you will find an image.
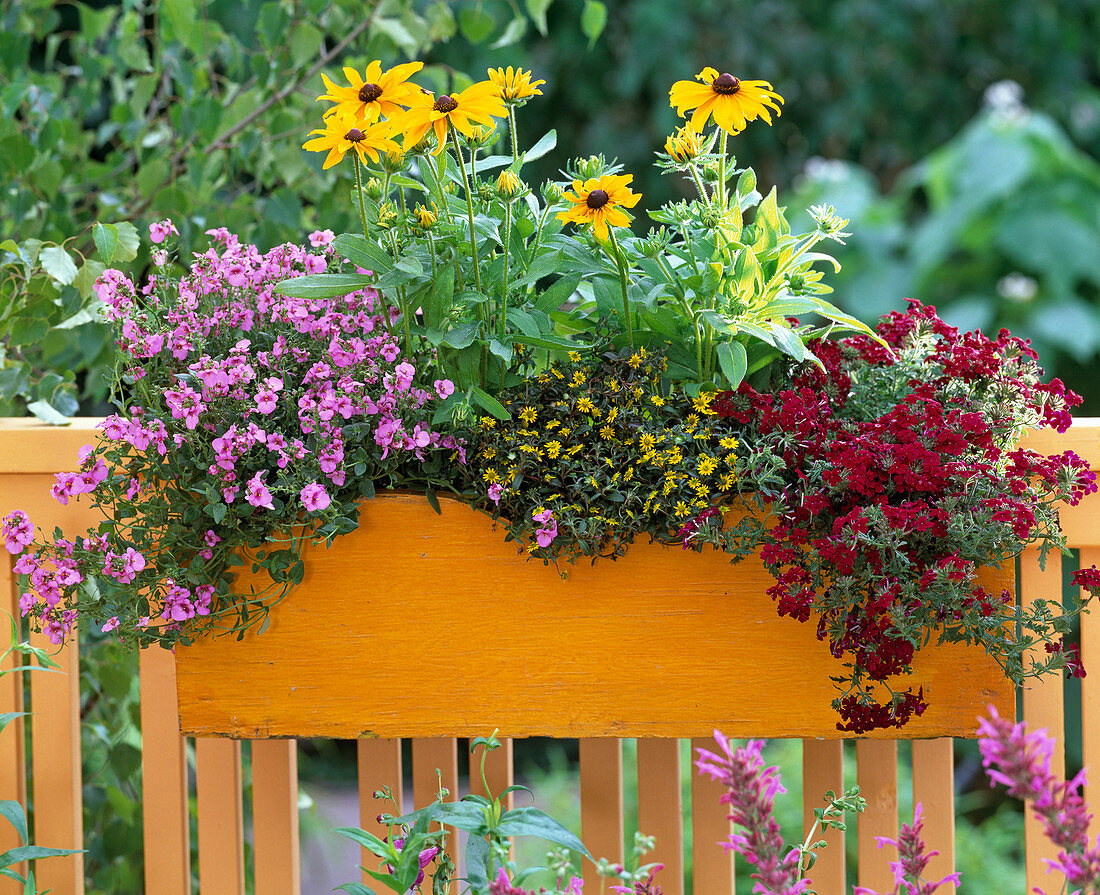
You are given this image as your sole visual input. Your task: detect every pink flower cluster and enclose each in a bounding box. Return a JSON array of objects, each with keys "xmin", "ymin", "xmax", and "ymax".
[
  {"xmin": 852, "ymin": 804, "xmax": 960, "ymax": 895},
  {"xmin": 533, "ymin": 508, "xmax": 558, "ymax": 548}
]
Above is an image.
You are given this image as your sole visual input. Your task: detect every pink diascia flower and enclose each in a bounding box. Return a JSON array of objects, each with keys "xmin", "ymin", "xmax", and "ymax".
[
  {"xmin": 149, "ymin": 219, "xmax": 179, "ymax": 244},
  {"xmin": 3, "ymin": 511, "xmax": 34, "ymax": 554},
  {"xmin": 300, "ymin": 482, "xmax": 331, "ymax": 512},
  {"xmin": 434, "ymin": 378, "xmax": 455, "ymax": 399},
  {"xmin": 488, "ymin": 483, "xmax": 504, "ymax": 505},
  {"xmin": 101, "ymin": 617, "xmax": 120, "ymax": 633},
  {"xmin": 309, "ymin": 229, "xmax": 335, "ymax": 247},
  {"xmin": 533, "ymin": 508, "xmax": 558, "ymax": 548},
  {"xmin": 245, "ymin": 472, "xmax": 275, "ymax": 510}
]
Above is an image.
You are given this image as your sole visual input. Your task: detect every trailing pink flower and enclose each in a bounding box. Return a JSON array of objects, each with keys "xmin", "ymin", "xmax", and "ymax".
[
  {"xmin": 149, "ymin": 219, "xmax": 179, "ymax": 244},
  {"xmin": 300, "ymin": 482, "xmax": 331, "ymax": 512},
  {"xmin": 245, "ymin": 472, "xmax": 275, "ymax": 510},
  {"xmin": 533, "ymin": 508, "xmax": 558, "ymax": 548},
  {"xmin": 3, "ymin": 511, "xmax": 34, "ymax": 554}
]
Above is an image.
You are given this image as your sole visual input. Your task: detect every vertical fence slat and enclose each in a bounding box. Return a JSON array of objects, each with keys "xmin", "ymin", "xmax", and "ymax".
[
  {"xmin": 28, "ymin": 626, "xmax": 83, "ymax": 895},
  {"xmin": 855, "ymin": 739, "xmax": 897, "ymax": 895},
  {"xmin": 689, "ymin": 736, "xmax": 733, "ymax": 895},
  {"xmin": 0, "ymin": 555, "xmax": 26, "ymax": 894},
  {"xmin": 802, "ymin": 739, "xmax": 845, "ymax": 894},
  {"xmin": 196, "ymin": 738, "xmax": 245, "ymax": 895},
  {"xmin": 139, "ymin": 647, "xmax": 191, "ymax": 895},
  {"xmin": 412, "ymin": 738, "xmax": 460, "ymax": 895},
  {"xmin": 1021, "ymin": 546, "xmax": 1065, "ymax": 894},
  {"xmin": 1081, "ymin": 546, "xmax": 1100, "ymax": 844},
  {"xmin": 252, "ymin": 739, "xmax": 301, "ymax": 895},
  {"xmin": 580, "ymin": 738, "xmax": 624, "ymax": 895},
  {"xmin": 636, "ymin": 738, "xmax": 683, "ymax": 895},
  {"xmin": 911, "ymin": 738, "xmax": 955, "ymax": 884},
  {"xmin": 359, "ymin": 738, "xmax": 404, "ymax": 880}
]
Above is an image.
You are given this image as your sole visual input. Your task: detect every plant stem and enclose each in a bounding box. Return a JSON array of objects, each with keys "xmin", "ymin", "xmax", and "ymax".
[
  {"xmin": 508, "ymin": 106, "xmax": 519, "ymax": 163},
  {"xmin": 606, "ymin": 228, "xmax": 633, "ymax": 348},
  {"xmin": 688, "ymin": 164, "xmax": 710, "ymax": 203},
  {"xmin": 352, "ymin": 154, "xmax": 369, "ymax": 241},
  {"xmin": 450, "ymin": 129, "xmax": 489, "ymax": 386},
  {"xmin": 718, "ymin": 129, "xmax": 729, "ymax": 209},
  {"xmin": 501, "ymin": 202, "xmax": 512, "ymax": 339}
]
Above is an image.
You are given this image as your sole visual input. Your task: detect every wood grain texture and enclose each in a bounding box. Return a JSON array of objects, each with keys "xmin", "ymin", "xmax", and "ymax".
[
  {"xmin": 1081, "ymin": 546, "xmax": 1100, "ymax": 844},
  {"xmin": 636, "ymin": 739, "xmax": 683, "ymax": 895},
  {"xmin": 911, "ymin": 739, "xmax": 955, "ymax": 886},
  {"xmin": 139, "ymin": 646, "xmax": 191, "ymax": 895},
  {"xmin": 802, "ymin": 739, "xmax": 845, "ymax": 895},
  {"xmin": 252, "ymin": 739, "xmax": 301, "ymax": 895},
  {"xmin": 689, "ymin": 736, "xmax": 733, "ymax": 895},
  {"xmin": 1020, "ymin": 547, "xmax": 1065, "ymax": 895},
  {"xmin": 855, "ymin": 740, "xmax": 897, "ymax": 895},
  {"xmin": 175, "ymin": 494, "xmax": 1015, "ymax": 739},
  {"xmin": 195, "ymin": 738, "xmax": 245, "ymax": 895},
  {"xmin": 580, "ymin": 739, "xmax": 623, "ymax": 895},
  {"xmin": 412, "ymin": 738, "xmax": 459, "ymax": 895},
  {"xmin": 359, "ymin": 738, "xmax": 403, "ymax": 881}
]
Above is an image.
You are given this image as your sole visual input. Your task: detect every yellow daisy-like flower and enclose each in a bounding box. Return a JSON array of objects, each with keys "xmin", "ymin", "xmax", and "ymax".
[
  {"xmin": 556, "ymin": 174, "xmax": 642, "ymax": 241},
  {"xmin": 669, "ymin": 67, "xmax": 784, "ymax": 135},
  {"xmin": 395, "ymin": 80, "xmax": 507, "ymax": 154},
  {"xmin": 664, "ymin": 125, "xmax": 703, "ymax": 163},
  {"xmin": 317, "ymin": 61, "xmax": 427, "ymax": 123},
  {"xmin": 487, "ymin": 66, "xmax": 546, "ymax": 103},
  {"xmin": 302, "ymin": 113, "xmax": 402, "ymax": 170}
]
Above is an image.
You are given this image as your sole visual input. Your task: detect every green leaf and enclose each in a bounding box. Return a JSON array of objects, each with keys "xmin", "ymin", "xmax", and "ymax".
[
  {"xmin": 332, "ymin": 234, "xmax": 395, "ymax": 275},
  {"xmin": 92, "ymin": 223, "xmax": 119, "ymax": 264},
  {"xmin": 534, "ymin": 273, "xmax": 581, "ymax": 312},
  {"xmin": 273, "ymin": 273, "xmax": 374, "ymax": 300},
  {"xmin": 496, "ymin": 807, "xmax": 589, "ymax": 855},
  {"xmin": 26, "ymin": 400, "xmax": 72, "ymax": 426},
  {"xmin": 336, "ymin": 884, "xmax": 378, "ymax": 895},
  {"xmin": 492, "ymin": 16, "xmax": 527, "ymax": 48},
  {"xmin": 716, "ymin": 340, "xmax": 748, "ymax": 388},
  {"xmin": 161, "ymin": 0, "xmax": 197, "ymax": 47},
  {"xmin": 72, "ymin": 260, "xmax": 107, "ymax": 301},
  {"xmin": 0, "ymin": 802, "xmax": 27, "ymax": 846},
  {"xmin": 580, "ymin": 0, "xmax": 607, "ymax": 46},
  {"xmin": 458, "ymin": 7, "xmax": 495, "ymax": 44},
  {"xmin": 524, "ymin": 0, "xmax": 552, "ymax": 34},
  {"xmin": 469, "ymin": 386, "xmax": 511, "ymax": 421},
  {"xmin": 524, "ymin": 129, "xmax": 557, "ymax": 164},
  {"xmin": 39, "ymin": 246, "xmax": 78, "ymax": 285},
  {"xmin": 332, "ymin": 827, "xmax": 394, "ymax": 858},
  {"xmin": 113, "ymin": 222, "xmax": 140, "ymax": 263},
  {"xmin": 441, "ymin": 322, "xmax": 480, "ymax": 350},
  {"xmin": 55, "ymin": 307, "xmax": 102, "ymax": 330},
  {"xmin": 423, "ymin": 262, "xmax": 455, "ymax": 328},
  {"xmin": 488, "ymin": 338, "xmax": 513, "ymax": 363},
  {"xmin": 768, "ymin": 323, "xmax": 806, "ymax": 362},
  {"xmin": 0, "ymin": 713, "xmax": 29, "ymax": 735},
  {"xmin": 0, "ymin": 845, "xmax": 83, "ymax": 867}
]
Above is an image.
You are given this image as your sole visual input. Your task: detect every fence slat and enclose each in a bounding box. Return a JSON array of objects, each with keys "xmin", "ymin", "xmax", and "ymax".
[
  {"xmin": 196, "ymin": 738, "xmax": 244, "ymax": 895},
  {"xmin": 1021, "ymin": 546, "xmax": 1065, "ymax": 894},
  {"xmin": 412, "ymin": 738, "xmax": 459, "ymax": 895},
  {"xmin": 580, "ymin": 738, "xmax": 624, "ymax": 895},
  {"xmin": 359, "ymin": 738, "xmax": 404, "ymax": 881},
  {"xmin": 637, "ymin": 738, "xmax": 683, "ymax": 895},
  {"xmin": 802, "ymin": 739, "xmax": 845, "ymax": 894},
  {"xmin": 0, "ymin": 555, "xmax": 26, "ymax": 894},
  {"xmin": 1081, "ymin": 546, "xmax": 1100, "ymax": 844},
  {"xmin": 28, "ymin": 626, "xmax": 83, "ymax": 895},
  {"xmin": 689, "ymin": 736, "xmax": 733, "ymax": 895},
  {"xmin": 855, "ymin": 740, "xmax": 897, "ymax": 894},
  {"xmin": 911, "ymin": 738, "xmax": 955, "ymax": 884},
  {"xmin": 140, "ymin": 647, "xmax": 191, "ymax": 895},
  {"xmin": 253, "ymin": 739, "xmax": 301, "ymax": 895}
]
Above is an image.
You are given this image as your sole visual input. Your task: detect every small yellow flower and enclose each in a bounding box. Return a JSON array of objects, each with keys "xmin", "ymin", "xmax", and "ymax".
[
  {"xmin": 394, "ymin": 80, "xmax": 507, "ymax": 155},
  {"xmin": 482, "ymin": 468, "xmax": 500, "ymax": 484},
  {"xmin": 669, "ymin": 68, "xmax": 784, "ymax": 136},
  {"xmin": 480, "ymin": 416, "xmax": 497, "ymax": 429},
  {"xmin": 572, "ymin": 369, "xmax": 587, "ymax": 387},
  {"xmin": 650, "ymin": 395, "xmax": 665, "ymax": 407},
  {"xmin": 628, "ymin": 351, "xmax": 645, "ymax": 369},
  {"xmin": 317, "ymin": 61, "xmax": 426, "ymax": 123},
  {"xmin": 488, "ymin": 66, "xmax": 546, "ymax": 103},
  {"xmin": 303, "ymin": 113, "xmax": 402, "ymax": 170},
  {"xmin": 639, "ymin": 433, "xmax": 657, "ymax": 453},
  {"xmin": 697, "ymin": 455, "xmax": 720, "ymax": 477},
  {"xmin": 664, "ymin": 125, "xmax": 703, "ymax": 163},
  {"xmin": 546, "ymin": 441, "xmax": 562, "ymax": 459},
  {"xmin": 720, "ymin": 436, "xmax": 740, "ymax": 451},
  {"xmin": 518, "ymin": 406, "xmax": 538, "ymax": 424},
  {"xmin": 721, "ymin": 472, "xmax": 738, "ymax": 490},
  {"xmin": 600, "ymin": 425, "xmax": 615, "ymax": 440},
  {"xmin": 674, "ymin": 500, "xmax": 690, "ymax": 518},
  {"xmin": 479, "ymin": 446, "xmax": 497, "ymax": 460},
  {"xmin": 568, "ymin": 351, "xmax": 582, "ymax": 362},
  {"xmin": 692, "ymin": 392, "xmax": 716, "ymax": 415},
  {"xmin": 556, "ymin": 174, "xmax": 642, "ymax": 241},
  {"xmin": 415, "ymin": 203, "xmax": 438, "ymax": 229},
  {"xmin": 666, "ymin": 446, "xmax": 683, "ymax": 466},
  {"xmin": 576, "ymin": 396, "xmax": 596, "ymax": 414}
]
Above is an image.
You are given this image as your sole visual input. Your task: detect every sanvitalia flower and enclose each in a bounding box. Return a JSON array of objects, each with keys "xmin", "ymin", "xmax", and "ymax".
[
  {"xmin": 487, "ymin": 66, "xmax": 545, "ymax": 103},
  {"xmin": 317, "ymin": 61, "xmax": 426, "ymax": 123},
  {"xmin": 395, "ymin": 80, "xmax": 507, "ymax": 154},
  {"xmin": 556, "ymin": 174, "xmax": 641, "ymax": 240},
  {"xmin": 303, "ymin": 113, "xmax": 402, "ymax": 170},
  {"xmin": 669, "ymin": 68, "xmax": 784, "ymax": 135}
]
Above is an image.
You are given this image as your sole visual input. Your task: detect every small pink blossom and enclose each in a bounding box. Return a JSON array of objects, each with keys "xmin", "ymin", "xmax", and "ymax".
[
  {"xmin": 434, "ymin": 378, "xmax": 455, "ymax": 399},
  {"xmin": 101, "ymin": 617, "xmax": 120, "ymax": 633},
  {"xmin": 245, "ymin": 472, "xmax": 275, "ymax": 510},
  {"xmin": 300, "ymin": 482, "xmax": 331, "ymax": 512},
  {"xmin": 149, "ymin": 219, "xmax": 179, "ymax": 244},
  {"xmin": 308, "ymin": 229, "xmax": 335, "ymax": 247},
  {"xmin": 3, "ymin": 511, "xmax": 34, "ymax": 554},
  {"xmin": 533, "ymin": 509, "xmax": 558, "ymax": 548},
  {"xmin": 488, "ymin": 483, "xmax": 504, "ymax": 505}
]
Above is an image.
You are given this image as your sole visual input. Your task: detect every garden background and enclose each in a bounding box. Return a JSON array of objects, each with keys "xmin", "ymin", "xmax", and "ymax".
[{"xmin": 2, "ymin": 0, "xmax": 1099, "ymax": 891}]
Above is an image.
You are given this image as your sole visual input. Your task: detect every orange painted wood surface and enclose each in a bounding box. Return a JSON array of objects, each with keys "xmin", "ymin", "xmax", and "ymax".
[
  {"xmin": 855, "ymin": 740, "xmax": 897, "ymax": 895},
  {"xmin": 1020, "ymin": 547, "xmax": 1066, "ymax": 894},
  {"xmin": 1081, "ymin": 546, "xmax": 1100, "ymax": 844},
  {"xmin": 911, "ymin": 738, "xmax": 955, "ymax": 886},
  {"xmin": 580, "ymin": 738, "xmax": 623, "ymax": 895},
  {"xmin": 412, "ymin": 738, "xmax": 459, "ymax": 895},
  {"xmin": 802, "ymin": 739, "xmax": 845, "ymax": 895},
  {"xmin": 0, "ymin": 553, "xmax": 26, "ymax": 894},
  {"xmin": 252, "ymin": 739, "xmax": 301, "ymax": 895},
  {"xmin": 139, "ymin": 646, "xmax": 192, "ymax": 895},
  {"xmin": 358, "ymin": 737, "xmax": 404, "ymax": 879},
  {"xmin": 689, "ymin": 736, "xmax": 733, "ymax": 895},
  {"xmin": 195, "ymin": 738, "xmax": 245, "ymax": 895},
  {"xmin": 636, "ymin": 738, "xmax": 684, "ymax": 895},
  {"xmin": 175, "ymin": 493, "xmax": 1015, "ymax": 739}
]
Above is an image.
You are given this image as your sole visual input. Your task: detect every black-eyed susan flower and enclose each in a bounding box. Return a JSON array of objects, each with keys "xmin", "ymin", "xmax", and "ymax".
[
  {"xmin": 556, "ymin": 174, "xmax": 641, "ymax": 241},
  {"xmin": 414, "ymin": 203, "xmax": 438, "ymax": 229},
  {"xmin": 302, "ymin": 113, "xmax": 402, "ymax": 170},
  {"xmin": 669, "ymin": 68, "xmax": 783, "ymax": 135},
  {"xmin": 395, "ymin": 80, "xmax": 507, "ymax": 154},
  {"xmin": 664, "ymin": 125, "xmax": 703, "ymax": 163},
  {"xmin": 317, "ymin": 62, "xmax": 427, "ymax": 123},
  {"xmin": 488, "ymin": 66, "xmax": 546, "ymax": 103}
]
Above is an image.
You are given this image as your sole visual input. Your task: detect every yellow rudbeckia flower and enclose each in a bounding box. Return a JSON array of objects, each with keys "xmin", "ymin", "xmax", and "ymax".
[
  {"xmin": 317, "ymin": 61, "xmax": 427, "ymax": 123},
  {"xmin": 487, "ymin": 66, "xmax": 546, "ymax": 103},
  {"xmin": 669, "ymin": 68, "xmax": 784, "ymax": 135},
  {"xmin": 393, "ymin": 80, "xmax": 507, "ymax": 154},
  {"xmin": 303, "ymin": 113, "xmax": 401, "ymax": 170},
  {"xmin": 556, "ymin": 174, "xmax": 641, "ymax": 241}
]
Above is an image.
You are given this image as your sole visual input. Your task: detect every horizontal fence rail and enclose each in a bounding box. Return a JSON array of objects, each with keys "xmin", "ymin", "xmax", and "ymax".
[{"xmin": 1, "ymin": 418, "xmax": 1098, "ymax": 894}]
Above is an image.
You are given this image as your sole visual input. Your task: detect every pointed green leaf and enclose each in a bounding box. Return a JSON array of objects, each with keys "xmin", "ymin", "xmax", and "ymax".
[
  {"xmin": 469, "ymin": 386, "xmax": 511, "ymax": 421},
  {"xmin": 0, "ymin": 801, "xmax": 28, "ymax": 846},
  {"xmin": 580, "ymin": 0, "xmax": 606, "ymax": 46},
  {"xmin": 524, "ymin": 0, "xmax": 552, "ymax": 34},
  {"xmin": 39, "ymin": 247, "xmax": 78, "ymax": 285},
  {"xmin": 716, "ymin": 340, "xmax": 748, "ymax": 389},
  {"xmin": 496, "ymin": 807, "xmax": 589, "ymax": 856},
  {"xmin": 524, "ymin": 129, "xmax": 557, "ymax": 164},
  {"xmin": 273, "ymin": 273, "xmax": 374, "ymax": 299},
  {"xmin": 332, "ymin": 234, "xmax": 395, "ymax": 275}
]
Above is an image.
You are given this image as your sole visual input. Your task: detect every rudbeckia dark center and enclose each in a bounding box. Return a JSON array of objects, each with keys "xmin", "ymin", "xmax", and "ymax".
[
  {"xmin": 586, "ymin": 189, "xmax": 610, "ymax": 209},
  {"xmin": 358, "ymin": 83, "xmax": 383, "ymax": 103},
  {"xmin": 345, "ymin": 128, "xmax": 366, "ymax": 142},
  {"xmin": 712, "ymin": 73, "xmax": 741, "ymax": 94},
  {"xmin": 434, "ymin": 95, "xmax": 459, "ymax": 113}
]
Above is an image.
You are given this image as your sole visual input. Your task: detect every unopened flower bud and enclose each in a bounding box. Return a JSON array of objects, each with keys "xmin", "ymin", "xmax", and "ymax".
[
  {"xmin": 381, "ymin": 147, "xmax": 406, "ymax": 174},
  {"xmin": 364, "ymin": 177, "xmax": 384, "ymax": 200},
  {"xmin": 497, "ymin": 170, "xmax": 523, "ymax": 199},
  {"xmin": 377, "ymin": 201, "xmax": 398, "ymax": 230},
  {"xmin": 664, "ymin": 125, "xmax": 702, "ymax": 163},
  {"xmin": 415, "ymin": 203, "xmax": 438, "ymax": 229},
  {"xmin": 542, "ymin": 181, "xmax": 565, "ymax": 204}
]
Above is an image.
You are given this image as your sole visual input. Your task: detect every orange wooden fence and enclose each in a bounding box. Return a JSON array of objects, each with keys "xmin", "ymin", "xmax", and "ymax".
[{"xmin": 1, "ymin": 417, "xmax": 1098, "ymax": 895}]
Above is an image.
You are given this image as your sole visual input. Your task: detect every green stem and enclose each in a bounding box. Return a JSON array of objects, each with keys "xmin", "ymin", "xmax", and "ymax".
[
  {"xmin": 657, "ymin": 256, "xmax": 702, "ymax": 380},
  {"xmin": 718, "ymin": 129, "xmax": 729, "ymax": 209},
  {"xmin": 688, "ymin": 164, "xmax": 710, "ymax": 203},
  {"xmin": 606, "ymin": 228, "xmax": 633, "ymax": 348},
  {"xmin": 352, "ymin": 153, "xmax": 369, "ymax": 240},
  {"xmin": 501, "ymin": 202, "xmax": 512, "ymax": 339},
  {"xmin": 450, "ymin": 129, "xmax": 489, "ymax": 386},
  {"xmin": 508, "ymin": 106, "xmax": 519, "ymax": 163}
]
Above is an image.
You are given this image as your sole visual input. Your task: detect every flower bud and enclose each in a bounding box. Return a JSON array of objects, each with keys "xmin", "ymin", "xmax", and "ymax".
[
  {"xmin": 364, "ymin": 177, "xmax": 385, "ymax": 200},
  {"xmin": 664, "ymin": 125, "xmax": 702, "ymax": 163},
  {"xmin": 376, "ymin": 201, "xmax": 399, "ymax": 230},
  {"xmin": 541, "ymin": 181, "xmax": 565, "ymax": 204},
  {"xmin": 381, "ymin": 147, "xmax": 406, "ymax": 175},
  {"xmin": 496, "ymin": 170, "xmax": 523, "ymax": 199},
  {"xmin": 415, "ymin": 203, "xmax": 438, "ymax": 229}
]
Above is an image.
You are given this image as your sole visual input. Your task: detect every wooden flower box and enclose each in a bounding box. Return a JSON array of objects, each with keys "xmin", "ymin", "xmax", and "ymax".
[{"xmin": 174, "ymin": 492, "xmax": 1014, "ymax": 740}]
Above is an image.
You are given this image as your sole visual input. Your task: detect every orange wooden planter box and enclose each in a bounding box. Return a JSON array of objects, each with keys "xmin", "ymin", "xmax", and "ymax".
[{"xmin": 174, "ymin": 492, "xmax": 1015, "ymax": 740}]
